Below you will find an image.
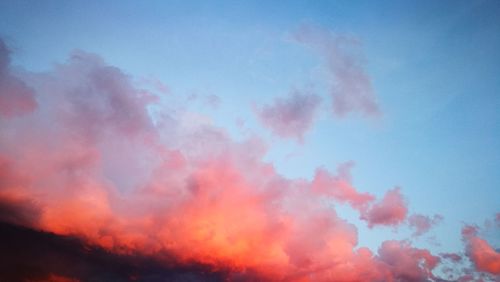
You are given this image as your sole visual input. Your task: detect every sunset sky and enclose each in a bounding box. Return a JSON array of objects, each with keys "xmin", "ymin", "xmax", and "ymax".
[{"xmin": 0, "ymin": 1, "xmax": 499, "ymax": 281}]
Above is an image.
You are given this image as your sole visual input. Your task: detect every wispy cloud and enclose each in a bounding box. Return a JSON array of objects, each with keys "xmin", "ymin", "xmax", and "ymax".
[
  {"xmin": 293, "ymin": 25, "xmax": 381, "ymax": 118},
  {"xmin": 0, "ymin": 39, "xmax": 37, "ymax": 118},
  {"xmin": 408, "ymin": 214, "xmax": 443, "ymax": 237},
  {"xmin": 255, "ymin": 88, "xmax": 321, "ymax": 142}
]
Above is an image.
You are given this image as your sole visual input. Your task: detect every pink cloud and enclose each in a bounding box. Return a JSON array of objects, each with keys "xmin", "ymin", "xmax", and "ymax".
[
  {"xmin": 376, "ymin": 240, "xmax": 440, "ymax": 281},
  {"xmin": 312, "ymin": 162, "xmax": 375, "ymax": 211},
  {"xmin": 293, "ymin": 25, "xmax": 381, "ymax": 118},
  {"xmin": 57, "ymin": 50, "xmax": 156, "ymax": 140},
  {"xmin": 462, "ymin": 224, "xmax": 479, "ymax": 238},
  {"xmin": 463, "ymin": 227, "xmax": 500, "ymax": 275},
  {"xmin": 0, "ymin": 39, "xmax": 487, "ymax": 281},
  {"xmin": 255, "ymin": 89, "xmax": 321, "ymax": 141},
  {"xmin": 361, "ymin": 187, "xmax": 408, "ymax": 228},
  {"xmin": 0, "ymin": 39, "xmax": 37, "ymax": 118},
  {"xmin": 408, "ymin": 214, "xmax": 443, "ymax": 237}
]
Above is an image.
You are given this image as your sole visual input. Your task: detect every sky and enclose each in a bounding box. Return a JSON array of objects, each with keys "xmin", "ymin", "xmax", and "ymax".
[{"xmin": 0, "ymin": 1, "xmax": 499, "ymax": 281}]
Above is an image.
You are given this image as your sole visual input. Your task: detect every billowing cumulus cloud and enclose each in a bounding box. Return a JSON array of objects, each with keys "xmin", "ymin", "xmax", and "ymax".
[
  {"xmin": 0, "ymin": 38, "xmax": 496, "ymax": 281},
  {"xmin": 255, "ymin": 89, "xmax": 321, "ymax": 141},
  {"xmin": 293, "ymin": 25, "xmax": 381, "ymax": 118},
  {"xmin": 408, "ymin": 214, "xmax": 443, "ymax": 237},
  {"xmin": 0, "ymin": 39, "xmax": 37, "ymax": 118}
]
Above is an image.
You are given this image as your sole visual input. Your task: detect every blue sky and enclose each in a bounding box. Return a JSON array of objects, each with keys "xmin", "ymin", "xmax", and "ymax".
[{"xmin": 1, "ymin": 0, "xmax": 499, "ymax": 278}]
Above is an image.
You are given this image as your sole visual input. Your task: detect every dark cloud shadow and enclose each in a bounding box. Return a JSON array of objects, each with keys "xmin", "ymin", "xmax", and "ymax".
[{"xmin": 0, "ymin": 220, "xmax": 227, "ymax": 282}]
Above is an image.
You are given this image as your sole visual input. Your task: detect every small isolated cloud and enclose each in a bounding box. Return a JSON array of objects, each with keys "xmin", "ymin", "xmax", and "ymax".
[
  {"xmin": 293, "ymin": 25, "xmax": 380, "ymax": 118},
  {"xmin": 255, "ymin": 89, "xmax": 321, "ymax": 142},
  {"xmin": 361, "ymin": 187, "xmax": 408, "ymax": 228},
  {"xmin": 0, "ymin": 39, "xmax": 37, "ymax": 118},
  {"xmin": 408, "ymin": 214, "xmax": 443, "ymax": 237},
  {"xmin": 204, "ymin": 94, "xmax": 221, "ymax": 109}
]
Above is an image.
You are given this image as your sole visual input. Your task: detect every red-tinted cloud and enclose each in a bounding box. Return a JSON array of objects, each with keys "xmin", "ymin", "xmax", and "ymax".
[
  {"xmin": 462, "ymin": 225, "xmax": 479, "ymax": 238},
  {"xmin": 256, "ymin": 89, "xmax": 321, "ymax": 141},
  {"xmin": 361, "ymin": 188, "xmax": 408, "ymax": 228},
  {"xmin": 0, "ymin": 39, "xmax": 37, "ymax": 118},
  {"xmin": 463, "ymin": 227, "xmax": 500, "ymax": 275},
  {"xmin": 408, "ymin": 214, "xmax": 443, "ymax": 237},
  {"xmin": 0, "ymin": 39, "xmax": 487, "ymax": 281},
  {"xmin": 293, "ymin": 25, "xmax": 380, "ymax": 118},
  {"xmin": 312, "ymin": 162, "xmax": 374, "ymax": 211},
  {"xmin": 377, "ymin": 240, "xmax": 440, "ymax": 281}
]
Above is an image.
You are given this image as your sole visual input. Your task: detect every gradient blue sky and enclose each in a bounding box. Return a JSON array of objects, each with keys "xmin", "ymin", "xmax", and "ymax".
[{"xmin": 1, "ymin": 0, "xmax": 499, "ymax": 264}]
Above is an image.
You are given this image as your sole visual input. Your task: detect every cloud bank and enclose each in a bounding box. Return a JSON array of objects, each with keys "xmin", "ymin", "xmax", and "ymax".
[{"xmin": 0, "ymin": 38, "xmax": 498, "ymax": 282}]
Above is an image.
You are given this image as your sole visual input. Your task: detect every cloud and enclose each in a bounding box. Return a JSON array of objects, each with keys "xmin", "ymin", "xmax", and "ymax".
[
  {"xmin": 312, "ymin": 162, "xmax": 375, "ymax": 211},
  {"xmin": 361, "ymin": 187, "xmax": 408, "ymax": 228},
  {"xmin": 205, "ymin": 94, "xmax": 221, "ymax": 109},
  {"xmin": 376, "ymin": 240, "xmax": 440, "ymax": 281},
  {"xmin": 0, "ymin": 192, "xmax": 41, "ymax": 228},
  {"xmin": 462, "ymin": 227, "xmax": 500, "ymax": 275},
  {"xmin": 293, "ymin": 25, "xmax": 381, "ymax": 118},
  {"xmin": 0, "ymin": 38, "xmax": 489, "ymax": 281},
  {"xmin": 54, "ymin": 50, "xmax": 156, "ymax": 140},
  {"xmin": 0, "ymin": 221, "xmax": 225, "ymax": 282},
  {"xmin": 408, "ymin": 214, "xmax": 443, "ymax": 237},
  {"xmin": 255, "ymin": 89, "xmax": 321, "ymax": 141},
  {"xmin": 0, "ymin": 39, "xmax": 37, "ymax": 118},
  {"xmin": 440, "ymin": 252, "xmax": 462, "ymax": 262}
]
